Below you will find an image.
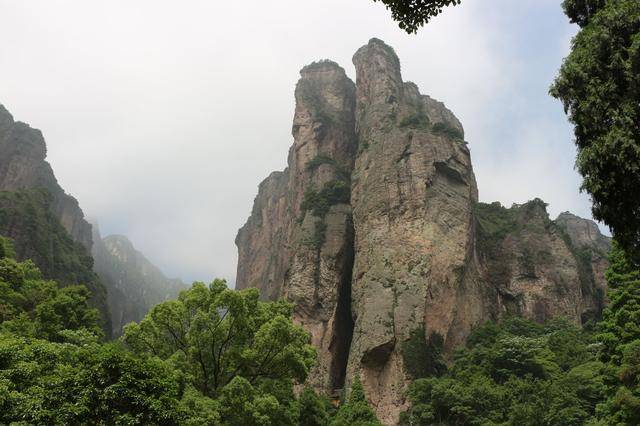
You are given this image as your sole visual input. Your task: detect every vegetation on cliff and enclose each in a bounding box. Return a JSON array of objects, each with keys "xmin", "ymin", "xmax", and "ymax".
[
  {"xmin": 0, "ymin": 189, "xmax": 110, "ymax": 333},
  {"xmin": 402, "ymin": 242, "xmax": 640, "ymax": 425}
]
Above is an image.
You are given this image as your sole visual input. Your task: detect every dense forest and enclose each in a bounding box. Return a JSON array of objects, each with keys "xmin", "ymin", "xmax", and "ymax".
[{"xmin": 1, "ymin": 236, "xmax": 639, "ymax": 424}]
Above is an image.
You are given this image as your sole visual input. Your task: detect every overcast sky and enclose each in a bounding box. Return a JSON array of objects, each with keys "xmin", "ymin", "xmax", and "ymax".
[{"xmin": 0, "ymin": 0, "xmax": 601, "ymax": 284}]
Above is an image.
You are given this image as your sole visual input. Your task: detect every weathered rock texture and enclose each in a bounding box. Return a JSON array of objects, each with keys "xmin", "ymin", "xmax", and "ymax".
[
  {"xmin": 0, "ymin": 105, "xmax": 93, "ymax": 249},
  {"xmin": 92, "ymin": 226, "xmax": 187, "ymax": 336},
  {"xmin": 237, "ymin": 60, "xmax": 358, "ymax": 391},
  {"xmin": 235, "ymin": 39, "xmax": 611, "ymax": 424},
  {"xmin": 476, "ymin": 200, "xmax": 610, "ymax": 327}
]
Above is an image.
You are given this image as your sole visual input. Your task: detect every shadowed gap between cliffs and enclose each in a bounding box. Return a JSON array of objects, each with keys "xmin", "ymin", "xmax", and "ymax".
[{"xmin": 328, "ymin": 237, "xmax": 355, "ymax": 391}]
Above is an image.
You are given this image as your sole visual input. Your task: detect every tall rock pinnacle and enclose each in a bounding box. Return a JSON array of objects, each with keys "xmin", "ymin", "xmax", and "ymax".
[
  {"xmin": 236, "ymin": 39, "xmax": 611, "ymax": 424},
  {"xmin": 348, "ymin": 38, "xmax": 484, "ymax": 422},
  {"xmin": 236, "ymin": 59, "xmax": 357, "ymax": 391}
]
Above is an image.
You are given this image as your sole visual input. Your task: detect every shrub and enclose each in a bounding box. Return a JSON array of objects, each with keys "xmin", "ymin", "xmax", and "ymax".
[{"xmin": 432, "ymin": 122, "xmax": 464, "ymax": 140}]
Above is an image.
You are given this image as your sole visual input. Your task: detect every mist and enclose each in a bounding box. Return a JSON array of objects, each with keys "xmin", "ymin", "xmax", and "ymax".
[{"xmin": 0, "ymin": 0, "xmax": 597, "ymax": 284}]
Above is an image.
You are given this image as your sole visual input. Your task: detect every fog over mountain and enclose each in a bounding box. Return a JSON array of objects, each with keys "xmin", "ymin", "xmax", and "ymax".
[{"xmin": 0, "ymin": 0, "xmax": 601, "ymax": 284}]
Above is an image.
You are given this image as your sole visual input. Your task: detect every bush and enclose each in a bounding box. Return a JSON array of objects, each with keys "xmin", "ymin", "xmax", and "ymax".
[
  {"xmin": 432, "ymin": 122, "xmax": 464, "ymax": 140},
  {"xmin": 402, "ymin": 326, "xmax": 447, "ymax": 379}
]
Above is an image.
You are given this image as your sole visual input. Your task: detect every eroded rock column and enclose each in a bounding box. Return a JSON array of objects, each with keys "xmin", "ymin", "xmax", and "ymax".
[{"xmin": 348, "ymin": 39, "xmax": 485, "ymax": 424}]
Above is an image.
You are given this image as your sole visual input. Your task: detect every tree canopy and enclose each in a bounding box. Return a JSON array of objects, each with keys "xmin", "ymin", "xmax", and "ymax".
[
  {"xmin": 551, "ymin": 0, "xmax": 640, "ymax": 261},
  {"xmin": 401, "ymin": 317, "xmax": 606, "ymax": 425},
  {"xmin": 594, "ymin": 242, "xmax": 640, "ymax": 423},
  {"xmin": 331, "ymin": 377, "xmax": 382, "ymax": 426}
]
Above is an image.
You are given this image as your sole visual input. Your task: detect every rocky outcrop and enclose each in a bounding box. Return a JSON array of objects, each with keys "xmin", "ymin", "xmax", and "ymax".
[
  {"xmin": 0, "ymin": 104, "xmax": 93, "ymax": 249},
  {"xmin": 92, "ymin": 225, "xmax": 187, "ymax": 336},
  {"xmin": 476, "ymin": 200, "xmax": 610, "ymax": 327},
  {"xmin": 236, "ymin": 39, "xmax": 612, "ymax": 424},
  {"xmin": 0, "ymin": 104, "xmax": 110, "ymax": 332},
  {"xmin": 236, "ymin": 60, "xmax": 358, "ymax": 391},
  {"xmin": 346, "ymin": 39, "xmax": 486, "ymax": 422}
]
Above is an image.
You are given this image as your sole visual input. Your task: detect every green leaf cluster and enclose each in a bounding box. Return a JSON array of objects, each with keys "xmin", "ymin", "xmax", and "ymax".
[
  {"xmin": 551, "ymin": 0, "xmax": 640, "ymax": 261},
  {"xmin": 402, "ymin": 326, "xmax": 447, "ymax": 379},
  {"xmin": 402, "ymin": 317, "xmax": 605, "ymax": 425},
  {"xmin": 123, "ymin": 280, "xmax": 317, "ymax": 424},
  {"xmin": 0, "ymin": 335, "xmax": 183, "ymax": 425},
  {"xmin": 593, "ymin": 242, "xmax": 640, "ymax": 423},
  {"xmin": 0, "ymin": 252, "xmax": 102, "ymax": 341},
  {"xmin": 373, "ymin": 0, "xmax": 462, "ymax": 34},
  {"xmin": 331, "ymin": 377, "xmax": 382, "ymax": 426},
  {"xmin": 0, "ymin": 189, "xmax": 109, "ymax": 333}
]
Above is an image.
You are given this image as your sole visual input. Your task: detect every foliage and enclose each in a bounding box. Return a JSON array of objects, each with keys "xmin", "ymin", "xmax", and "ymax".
[
  {"xmin": 0, "ymin": 334, "xmax": 183, "ymax": 425},
  {"xmin": 306, "ymin": 154, "xmax": 350, "ymax": 182},
  {"xmin": 301, "ymin": 59, "xmax": 343, "ymax": 73},
  {"xmin": 298, "ymin": 386, "xmax": 330, "ymax": 426},
  {"xmin": 0, "ymin": 190, "xmax": 101, "ymax": 289},
  {"xmin": 332, "ymin": 377, "xmax": 381, "ymax": 426},
  {"xmin": 551, "ymin": 0, "xmax": 640, "ymax": 261},
  {"xmin": 402, "ymin": 326, "xmax": 447, "ymax": 379},
  {"xmin": 562, "ymin": 0, "xmax": 607, "ymax": 26},
  {"xmin": 0, "ymin": 190, "xmax": 109, "ymax": 334},
  {"xmin": 594, "ymin": 242, "xmax": 640, "ymax": 423},
  {"xmin": 0, "ymin": 256, "xmax": 102, "ymax": 341},
  {"xmin": 301, "ymin": 180, "xmax": 351, "ymax": 219},
  {"xmin": 474, "ymin": 202, "xmax": 520, "ymax": 289},
  {"xmin": 432, "ymin": 122, "xmax": 464, "ymax": 140},
  {"xmin": 300, "ymin": 179, "xmax": 350, "ymax": 249},
  {"xmin": 0, "ymin": 236, "xmax": 15, "ymax": 259},
  {"xmin": 372, "ymin": 0, "xmax": 462, "ymax": 33},
  {"xmin": 123, "ymin": 280, "xmax": 315, "ymax": 423},
  {"xmin": 402, "ymin": 317, "xmax": 605, "ymax": 425},
  {"xmin": 474, "ymin": 202, "xmax": 518, "ymax": 251},
  {"xmin": 399, "ymin": 113, "xmax": 429, "ymax": 129}
]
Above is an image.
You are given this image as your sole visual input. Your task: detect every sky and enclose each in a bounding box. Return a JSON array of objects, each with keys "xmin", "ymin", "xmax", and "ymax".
[{"xmin": 0, "ymin": 0, "xmax": 602, "ymax": 284}]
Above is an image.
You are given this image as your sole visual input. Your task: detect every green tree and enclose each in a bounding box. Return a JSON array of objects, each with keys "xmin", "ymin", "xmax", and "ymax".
[
  {"xmin": 0, "ymin": 334, "xmax": 183, "ymax": 425},
  {"xmin": 372, "ymin": 0, "xmax": 462, "ymax": 33},
  {"xmin": 402, "ymin": 326, "xmax": 447, "ymax": 379},
  {"xmin": 402, "ymin": 317, "xmax": 605, "ymax": 425},
  {"xmin": 594, "ymin": 242, "xmax": 640, "ymax": 423},
  {"xmin": 123, "ymin": 280, "xmax": 315, "ymax": 396},
  {"xmin": 550, "ymin": 0, "xmax": 640, "ymax": 261},
  {"xmin": 332, "ymin": 377, "xmax": 381, "ymax": 426},
  {"xmin": 123, "ymin": 279, "xmax": 315, "ymax": 424},
  {"xmin": 0, "ymin": 254, "xmax": 102, "ymax": 341},
  {"xmin": 298, "ymin": 386, "xmax": 330, "ymax": 426}
]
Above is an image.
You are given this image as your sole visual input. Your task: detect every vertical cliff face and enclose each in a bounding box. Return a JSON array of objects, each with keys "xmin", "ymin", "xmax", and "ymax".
[
  {"xmin": 476, "ymin": 200, "xmax": 610, "ymax": 328},
  {"xmin": 0, "ymin": 105, "xmax": 93, "ymax": 249},
  {"xmin": 236, "ymin": 60, "xmax": 357, "ymax": 391},
  {"xmin": 347, "ymin": 39, "xmax": 485, "ymax": 422},
  {"xmin": 92, "ymin": 225, "xmax": 186, "ymax": 336},
  {"xmin": 236, "ymin": 39, "xmax": 611, "ymax": 424}
]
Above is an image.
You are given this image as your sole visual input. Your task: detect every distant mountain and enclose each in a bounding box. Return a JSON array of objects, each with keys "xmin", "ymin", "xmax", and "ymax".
[
  {"xmin": 0, "ymin": 104, "xmax": 110, "ymax": 333},
  {"xmin": 92, "ymin": 225, "xmax": 187, "ymax": 336},
  {"xmin": 0, "ymin": 103, "xmax": 186, "ymax": 339}
]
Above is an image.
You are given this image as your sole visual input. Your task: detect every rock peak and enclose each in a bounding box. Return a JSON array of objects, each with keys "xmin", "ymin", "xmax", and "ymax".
[
  {"xmin": 300, "ymin": 59, "xmax": 346, "ymax": 76},
  {"xmin": 353, "ymin": 38, "xmax": 401, "ymax": 72}
]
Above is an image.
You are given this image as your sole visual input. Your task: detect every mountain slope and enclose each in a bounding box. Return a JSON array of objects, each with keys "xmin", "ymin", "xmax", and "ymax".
[
  {"xmin": 0, "ymin": 104, "xmax": 110, "ymax": 332},
  {"xmin": 92, "ymin": 227, "xmax": 186, "ymax": 336}
]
